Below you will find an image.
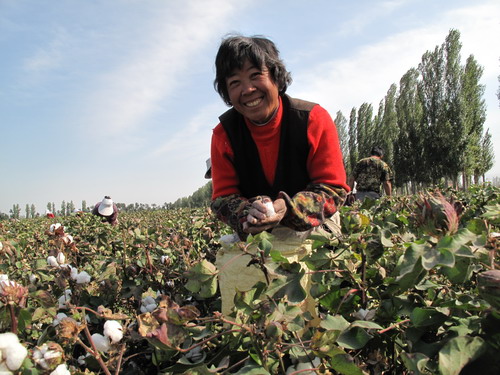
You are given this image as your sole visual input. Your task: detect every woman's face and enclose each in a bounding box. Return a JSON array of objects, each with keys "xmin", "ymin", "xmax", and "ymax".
[{"xmin": 226, "ymin": 60, "xmax": 280, "ymax": 124}]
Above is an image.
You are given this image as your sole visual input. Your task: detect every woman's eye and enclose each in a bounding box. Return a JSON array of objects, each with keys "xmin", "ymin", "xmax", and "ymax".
[{"xmin": 228, "ymin": 80, "xmax": 239, "ymax": 88}]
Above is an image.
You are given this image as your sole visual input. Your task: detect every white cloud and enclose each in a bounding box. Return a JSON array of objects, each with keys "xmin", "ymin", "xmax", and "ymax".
[
  {"xmin": 150, "ymin": 101, "xmax": 221, "ymax": 159},
  {"xmin": 23, "ymin": 26, "xmax": 68, "ymax": 72},
  {"xmin": 293, "ymin": 1, "xmax": 499, "ymax": 117},
  {"xmin": 79, "ymin": 0, "xmax": 250, "ymax": 145}
]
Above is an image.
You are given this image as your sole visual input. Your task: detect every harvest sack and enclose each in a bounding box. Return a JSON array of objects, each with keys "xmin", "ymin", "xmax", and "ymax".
[{"xmin": 215, "ymin": 212, "xmax": 341, "ymax": 323}]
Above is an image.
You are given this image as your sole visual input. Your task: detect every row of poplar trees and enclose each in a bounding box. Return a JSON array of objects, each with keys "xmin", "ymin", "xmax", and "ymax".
[{"xmin": 335, "ymin": 29, "xmax": 494, "ymax": 193}]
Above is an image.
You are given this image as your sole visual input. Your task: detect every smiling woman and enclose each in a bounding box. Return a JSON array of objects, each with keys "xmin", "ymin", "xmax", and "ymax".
[{"xmin": 209, "ymin": 34, "xmax": 350, "ymax": 318}]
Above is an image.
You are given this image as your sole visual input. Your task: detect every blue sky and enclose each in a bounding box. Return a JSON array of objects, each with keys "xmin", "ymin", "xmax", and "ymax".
[{"xmin": 1, "ymin": 0, "xmax": 499, "ymax": 215}]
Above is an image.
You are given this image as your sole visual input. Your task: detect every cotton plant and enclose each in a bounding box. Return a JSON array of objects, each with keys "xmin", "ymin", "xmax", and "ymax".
[
  {"xmin": 140, "ymin": 295, "xmax": 158, "ymax": 313},
  {"xmin": 32, "ymin": 342, "xmax": 64, "ymax": 371},
  {"xmin": 0, "ymin": 332, "xmax": 28, "ymax": 374},
  {"xmin": 285, "ymin": 357, "xmax": 321, "ymax": 375},
  {"xmin": 52, "ymin": 313, "xmax": 68, "ymax": 327},
  {"xmin": 160, "ymin": 255, "xmax": 170, "ymax": 265},
  {"xmin": 58, "ymin": 290, "xmax": 72, "ymax": 309},
  {"xmin": 90, "ymin": 320, "xmax": 124, "ymax": 353},
  {"xmin": 103, "ymin": 320, "xmax": 123, "ymax": 344},
  {"xmin": 47, "ymin": 259, "xmax": 91, "ymax": 284},
  {"xmin": 68, "ymin": 266, "xmax": 91, "ymax": 284},
  {"xmin": 47, "ymin": 223, "xmax": 74, "ymax": 247},
  {"xmin": 353, "ymin": 308, "xmax": 376, "ymax": 321},
  {"xmin": 46, "ymin": 252, "xmax": 67, "ymax": 267},
  {"xmin": 49, "ymin": 223, "xmax": 62, "ymax": 233},
  {"xmin": 91, "ymin": 333, "xmax": 111, "ymax": 353},
  {"xmin": 50, "ymin": 363, "xmax": 71, "ymax": 375}
]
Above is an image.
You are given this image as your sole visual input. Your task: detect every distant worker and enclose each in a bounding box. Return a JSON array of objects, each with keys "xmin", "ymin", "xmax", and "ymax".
[
  {"xmin": 45, "ymin": 209, "xmax": 55, "ymax": 218},
  {"xmin": 349, "ymin": 146, "xmax": 392, "ymax": 201},
  {"xmin": 92, "ymin": 196, "xmax": 119, "ymax": 225}
]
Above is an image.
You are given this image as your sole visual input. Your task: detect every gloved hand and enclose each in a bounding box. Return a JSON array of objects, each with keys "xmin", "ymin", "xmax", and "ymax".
[{"xmin": 243, "ymin": 197, "xmax": 287, "ymax": 234}]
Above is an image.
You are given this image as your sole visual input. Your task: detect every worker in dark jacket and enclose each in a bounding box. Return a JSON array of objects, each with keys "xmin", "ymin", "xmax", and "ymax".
[{"xmin": 92, "ymin": 196, "xmax": 119, "ymax": 225}]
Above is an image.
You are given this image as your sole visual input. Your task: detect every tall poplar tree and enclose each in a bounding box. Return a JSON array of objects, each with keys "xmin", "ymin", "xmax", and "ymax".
[
  {"xmin": 381, "ymin": 84, "xmax": 398, "ymax": 167},
  {"xmin": 477, "ymin": 129, "xmax": 494, "ymax": 182},
  {"xmin": 418, "ymin": 42, "xmax": 447, "ymax": 184},
  {"xmin": 460, "ymin": 54, "xmax": 486, "ymax": 187},
  {"xmin": 442, "ymin": 29, "xmax": 464, "ymax": 185},
  {"xmin": 334, "ymin": 111, "xmax": 349, "ymax": 170},
  {"xmin": 357, "ymin": 103, "xmax": 373, "ymax": 159},
  {"xmin": 348, "ymin": 107, "xmax": 358, "ymax": 176},
  {"xmin": 395, "ymin": 68, "xmax": 424, "ymax": 191}
]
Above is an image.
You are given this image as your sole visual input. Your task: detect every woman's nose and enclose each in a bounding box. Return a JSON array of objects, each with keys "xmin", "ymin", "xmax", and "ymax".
[{"xmin": 240, "ymin": 80, "xmax": 255, "ymax": 94}]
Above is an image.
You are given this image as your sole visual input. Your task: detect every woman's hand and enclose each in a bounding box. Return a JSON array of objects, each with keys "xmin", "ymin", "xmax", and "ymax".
[{"xmin": 243, "ymin": 198, "xmax": 287, "ymax": 234}]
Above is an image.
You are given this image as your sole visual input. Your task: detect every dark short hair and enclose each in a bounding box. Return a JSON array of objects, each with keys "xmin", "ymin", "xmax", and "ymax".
[
  {"xmin": 371, "ymin": 146, "xmax": 384, "ymax": 157},
  {"xmin": 214, "ymin": 35, "xmax": 292, "ymax": 106}
]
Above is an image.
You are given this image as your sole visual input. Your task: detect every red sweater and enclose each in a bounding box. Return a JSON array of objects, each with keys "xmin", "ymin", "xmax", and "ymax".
[{"xmin": 211, "ymin": 97, "xmax": 349, "ymax": 199}]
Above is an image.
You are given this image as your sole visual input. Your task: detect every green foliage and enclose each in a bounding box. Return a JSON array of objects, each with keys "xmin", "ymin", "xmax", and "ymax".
[{"xmin": 0, "ymin": 185, "xmax": 499, "ymax": 374}]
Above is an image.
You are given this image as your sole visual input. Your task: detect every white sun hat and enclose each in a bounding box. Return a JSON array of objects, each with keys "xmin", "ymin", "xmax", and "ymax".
[
  {"xmin": 204, "ymin": 158, "xmax": 212, "ymax": 179},
  {"xmin": 98, "ymin": 196, "xmax": 114, "ymax": 216}
]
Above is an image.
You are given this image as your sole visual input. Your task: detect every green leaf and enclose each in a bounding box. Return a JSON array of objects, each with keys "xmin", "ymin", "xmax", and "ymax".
[
  {"xmin": 336, "ymin": 326, "xmax": 372, "ymax": 350},
  {"xmin": 380, "ymin": 229, "xmax": 394, "ymax": 247},
  {"xmin": 320, "ymin": 314, "xmax": 350, "ymax": 331},
  {"xmin": 184, "ymin": 260, "xmax": 218, "ymax": 298},
  {"xmin": 401, "ymin": 352, "xmax": 429, "ymax": 374},
  {"xmin": 410, "ymin": 307, "xmax": 447, "ymax": 328},
  {"xmin": 421, "ymin": 246, "xmax": 455, "ymax": 270},
  {"xmin": 329, "ymin": 352, "xmax": 365, "ymax": 375},
  {"xmin": 265, "ymin": 263, "xmax": 306, "ymax": 303},
  {"xmin": 441, "ymin": 257, "xmax": 473, "ymax": 284},
  {"xmin": 234, "ymin": 363, "xmax": 270, "ymax": 374},
  {"xmin": 466, "ymin": 218, "xmax": 487, "ymax": 234},
  {"xmin": 350, "ymin": 320, "xmax": 383, "ymax": 330},
  {"xmin": 438, "ymin": 336, "xmax": 486, "ymax": 375},
  {"xmin": 17, "ymin": 308, "xmax": 33, "ymax": 332}
]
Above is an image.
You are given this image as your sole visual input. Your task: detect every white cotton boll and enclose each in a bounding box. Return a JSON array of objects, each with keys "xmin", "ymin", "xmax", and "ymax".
[
  {"xmin": 0, "ymin": 274, "xmax": 8, "ymax": 282},
  {"xmin": 75, "ymin": 271, "xmax": 91, "ymax": 284},
  {"xmin": 219, "ymin": 233, "xmax": 239, "ymax": 245},
  {"xmin": 56, "ymin": 252, "xmax": 66, "ymax": 265},
  {"xmin": 50, "ymin": 223, "xmax": 62, "ymax": 233},
  {"xmin": 0, "ymin": 362, "xmax": 12, "ymax": 375},
  {"xmin": 29, "ymin": 274, "xmax": 37, "ymax": 284},
  {"xmin": 2, "ymin": 340, "xmax": 28, "ymax": 371},
  {"xmin": 160, "ymin": 255, "xmax": 169, "ymax": 264},
  {"xmin": 69, "ymin": 266, "xmax": 78, "ymax": 279},
  {"xmin": 142, "ymin": 296, "xmax": 156, "ymax": 305},
  {"xmin": 65, "ymin": 234, "xmax": 73, "ymax": 244},
  {"xmin": 58, "ymin": 290, "xmax": 71, "ymax": 309},
  {"xmin": 77, "ymin": 353, "xmax": 90, "ymax": 365},
  {"xmin": 91, "ymin": 334, "xmax": 110, "ymax": 353},
  {"xmin": 49, "ymin": 364, "xmax": 71, "ymax": 375},
  {"xmin": 0, "ymin": 332, "xmax": 20, "ymax": 350},
  {"xmin": 145, "ymin": 303, "xmax": 157, "ymax": 312},
  {"xmin": 52, "ymin": 313, "xmax": 68, "ymax": 326},
  {"xmin": 57, "ymin": 295, "xmax": 68, "ymax": 309},
  {"xmin": 103, "ymin": 320, "xmax": 123, "ymax": 343},
  {"xmin": 264, "ymin": 201, "xmax": 276, "ymax": 217},
  {"xmin": 47, "ymin": 256, "xmax": 59, "ymax": 267}
]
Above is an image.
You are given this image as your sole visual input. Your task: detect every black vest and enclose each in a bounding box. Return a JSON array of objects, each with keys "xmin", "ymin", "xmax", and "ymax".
[{"xmin": 220, "ymin": 95, "xmax": 315, "ymax": 199}]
